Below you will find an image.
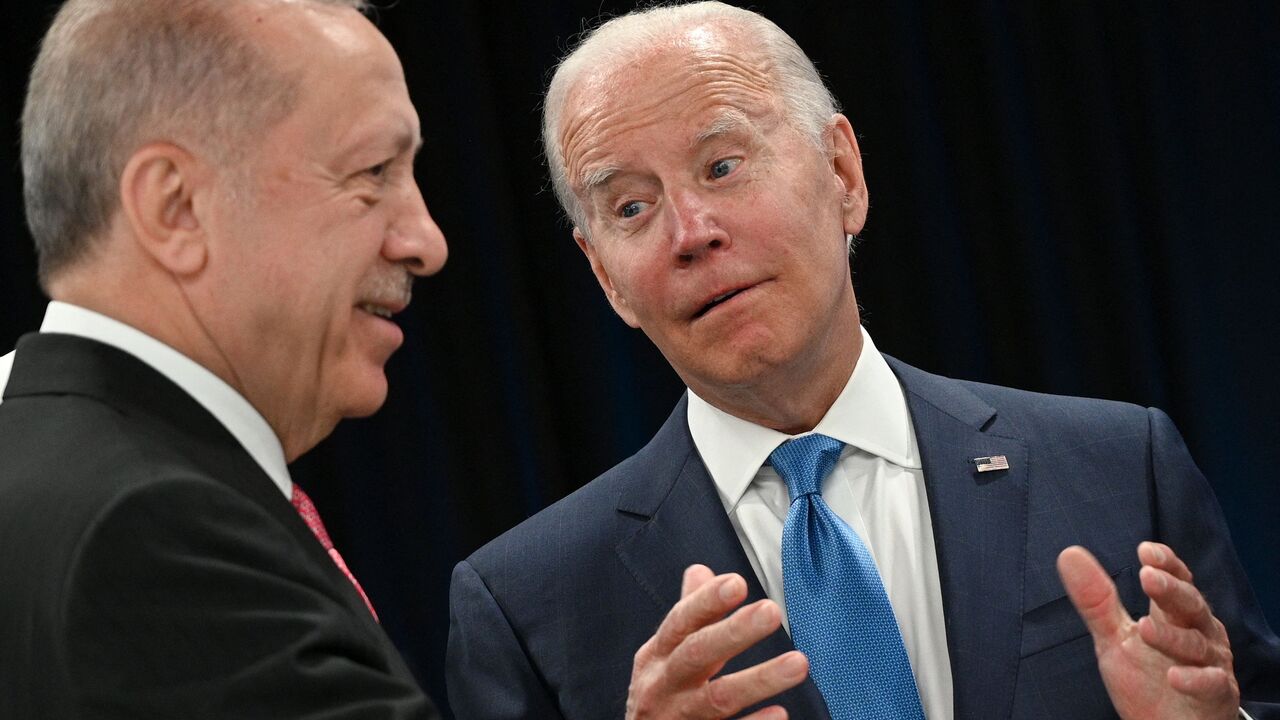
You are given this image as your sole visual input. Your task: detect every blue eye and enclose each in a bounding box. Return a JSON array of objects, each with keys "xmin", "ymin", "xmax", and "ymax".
[
  {"xmin": 620, "ymin": 201, "xmax": 644, "ymax": 218},
  {"xmin": 710, "ymin": 158, "xmax": 740, "ymax": 179},
  {"xmin": 366, "ymin": 161, "xmax": 389, "ymax": 178}
]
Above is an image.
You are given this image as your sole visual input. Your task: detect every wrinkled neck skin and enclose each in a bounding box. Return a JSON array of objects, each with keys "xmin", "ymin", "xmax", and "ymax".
[{"xmin": 683, "ymin": 296, "xmax": 863, "ymax": 435}]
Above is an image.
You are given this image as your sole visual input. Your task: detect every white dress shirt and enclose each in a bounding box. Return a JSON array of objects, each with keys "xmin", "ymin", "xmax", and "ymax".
[
  {"xmin": 687, "ymin": 327, "xmax": 954, "ymax": 720},
  {"xmin": 0, "ymin": 301, "xmax": 292, "ymax": 498},
  {"xmin": 0, "ymin": 351, "xmax": 12, "ymax": 404}
]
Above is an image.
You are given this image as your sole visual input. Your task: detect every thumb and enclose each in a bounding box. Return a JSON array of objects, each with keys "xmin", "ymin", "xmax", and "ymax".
[{"xmin": 1058, "ymin": 545, "xmax": 1132, "ymax": 641}]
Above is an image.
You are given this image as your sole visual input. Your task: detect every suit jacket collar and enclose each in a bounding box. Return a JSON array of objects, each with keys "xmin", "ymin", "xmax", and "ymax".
[
  {"xmin": 4, "ymin": 333, "xmax": 381, "ymax": 630},
  {"xmin": 614, "ymin": 355, "xmax": 1030, "ymax": 720}
]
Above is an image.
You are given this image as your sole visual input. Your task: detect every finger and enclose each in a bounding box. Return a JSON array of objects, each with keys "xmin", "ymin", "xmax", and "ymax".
[
  {"xmin": 702, "ymin": 651, "xmax": 808, "ymax": 718},
  {"xmin": 1139, "ymin": 565, "xmax": 1217, "ymax": 635},
  {"xmin": 682, "ymin": 564, "xmax": 717, "ymax": 599},
  {"xmin": 737, "ymin": 707, "xmax": 788, "ymax": 720},
  {"xmin": 1058, "ymin": 546, "xmax": 1133, "ymax": 641},
  {"xmin": 1138, "ymin": 541, "xmax": 1193, "ymax": 583},
  {"xmin": 668, "ymin": 599, "xmax": 785, "ymax": 685},
  {"xmin": 1137, "ymin": 615, "xmax": 1226, "ymax": 668},
  {"xmin": 651, "ymin": 573, "xmax": 749, "ymax": 657},
  {"xmin": 1137, "ymin": 543, "xmax": 1203, "ymax": 630},
  {"xmin": 1167, "ymin": 665, "xmax": 1238, "ymax": 706}
]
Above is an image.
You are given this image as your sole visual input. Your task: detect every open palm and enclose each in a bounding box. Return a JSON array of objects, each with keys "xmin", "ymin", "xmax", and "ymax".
[{"xmin": 1058, "ymin": 543, "xmax": 1240, "ymax": 720}]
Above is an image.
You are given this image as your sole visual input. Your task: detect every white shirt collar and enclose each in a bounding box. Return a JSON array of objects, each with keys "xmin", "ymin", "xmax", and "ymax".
[
  {"xmin": 0, "ymin": 352, "xmax": 13, "ymax": 402},
  {"xmin": 688, "ymin": 326, "xmax": 920, "ymax": 511},
  {"xmin": 36, "ymin": 301, "xmax": 293, "ymax": 498}
]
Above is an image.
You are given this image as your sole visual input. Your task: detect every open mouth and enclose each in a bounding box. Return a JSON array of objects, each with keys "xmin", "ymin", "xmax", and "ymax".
[
  {"xmin": 357, "ymin": 302, "xmax": 395, "ymax": 320},
  {"xmin": 693, "ymin": 287, "xmax": 747, "ymax": 319}
]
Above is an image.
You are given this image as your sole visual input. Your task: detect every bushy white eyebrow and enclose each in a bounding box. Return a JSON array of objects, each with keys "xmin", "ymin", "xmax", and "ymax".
[
  {"xmin": 577, "ymin": 108, "xmax": 753, "ymax": 197},
  {"xmin": 581, "ymin": 165, "xmax": 620, "ymax": 194},
  {"xmin": 692, "ymin": 109, "xmax": 752, "ymax": 146}
]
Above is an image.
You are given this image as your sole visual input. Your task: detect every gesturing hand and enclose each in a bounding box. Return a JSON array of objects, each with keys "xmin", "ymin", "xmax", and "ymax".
[
  {"xmin": 1058, "ymin": 542, "xmax": 1240, "ymax": 720},
  {"xmin": 626, "ymin": 564, "xmax": 809, "ymax": 720}
]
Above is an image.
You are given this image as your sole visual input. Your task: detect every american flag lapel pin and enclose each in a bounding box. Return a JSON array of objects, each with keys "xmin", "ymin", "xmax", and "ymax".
[{"xmin": 973, "ymin": 455, "xmax": 1010, "ymax": 473}]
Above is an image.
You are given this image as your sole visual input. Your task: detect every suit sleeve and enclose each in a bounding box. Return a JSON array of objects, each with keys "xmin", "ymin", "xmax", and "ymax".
[
  {"xmin": 447, "ymin": 559, "xmax": 564, "ymax": 720},
  {"xmin": 1148, "ymin": 408, "xmax": 1280, "ymax": 718},
  {"xmin": 60, "ymin": 477, "xmax": 436, "ymax": 720}
]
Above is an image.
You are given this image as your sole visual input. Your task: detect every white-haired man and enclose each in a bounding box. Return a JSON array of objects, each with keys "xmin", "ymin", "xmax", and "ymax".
[
  {"xmin": 447, "ymin": 3, "xmax": 1280, "ymax": 719},
  {"xmin": 0, "ymin": 0, "xmax": 446, "ymax": 716}
]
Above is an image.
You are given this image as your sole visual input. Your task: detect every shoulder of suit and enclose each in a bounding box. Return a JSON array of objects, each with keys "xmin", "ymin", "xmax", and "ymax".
[
  {"xmin": 466, "ymin": 395, "xmax": 695, "ymax": 569},
  {"xmin": 888, "ymin": 355, "xmax": 1156, "ymax": 441},
  {"xmin": 0, "ymin": 392, "xmax": 288, "ymax": 562},
  {"xmin": 465, "ymin": 460, "xmax": 642, "ymax": 570},
  {"xmin": 465, "ymin": 423, "xmax": 694, "ymax": 578},
  {"xmin": 0, "ymin": 392, "xmax": 212, "ymax": 491},
  {"xmin": 952, "ymin": 375, "xmax": 1151, "ymax": 431},
  {"xmin": 931, "ymin": 376, "xmax": 1163, "ymax": 465}
]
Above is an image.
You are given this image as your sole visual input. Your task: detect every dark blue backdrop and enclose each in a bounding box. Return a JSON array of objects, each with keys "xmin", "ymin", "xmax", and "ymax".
[{"xmin": 2, "ymin": 2, "xmax": 1277, "ymax": 715}]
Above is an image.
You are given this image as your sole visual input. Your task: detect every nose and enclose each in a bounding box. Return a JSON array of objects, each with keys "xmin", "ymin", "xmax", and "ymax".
[
  {"xmin": 666, "ymin": 188, "xmax": 729, "ymax": 264},
  {"xmin": 383, "ymin": 179, "xmax": 448, "ymax": 277}
]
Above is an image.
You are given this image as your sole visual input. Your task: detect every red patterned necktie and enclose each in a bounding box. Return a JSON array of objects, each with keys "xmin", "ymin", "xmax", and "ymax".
[{"xmin": 290, "ymin": 485, "xmax": 379, "ymax": 622}]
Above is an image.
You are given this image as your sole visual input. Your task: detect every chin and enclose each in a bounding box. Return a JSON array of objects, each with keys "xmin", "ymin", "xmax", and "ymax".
[
  {"xmin": 685, "ymin": 336, "xmax": 792, "ymax": 384},
  {"xmin": 682, "ymin": 355, "xmax": 778, "ymax": 392},
  {"xmin": 338, "ymin": 373, "xmax": 391, "ymax": 419}
]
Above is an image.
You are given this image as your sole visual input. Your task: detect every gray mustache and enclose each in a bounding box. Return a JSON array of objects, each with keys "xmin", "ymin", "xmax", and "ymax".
[{"xmin": 359, "ymin": 271, "xmax": 414, "ymax": 308}]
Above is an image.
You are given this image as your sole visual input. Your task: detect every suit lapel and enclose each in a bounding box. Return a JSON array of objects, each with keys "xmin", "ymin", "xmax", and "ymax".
[
  {"xmin": 613, "ymin": 396, "xmax": 831, "ymax": 718},
  {"xmin": 887, "ymin": 356, "xmax": 1028, "ymax": 720}
]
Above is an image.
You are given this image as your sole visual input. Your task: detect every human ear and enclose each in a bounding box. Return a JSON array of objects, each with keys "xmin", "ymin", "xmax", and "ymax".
[
  {"xmin": 574, "ymin": 227, "xmax": 640, "ymax": 328},
  {"xmin": 118, "ymin": 142, "xmax": 210, "ymax": 276},
  {"xmin": 828, "ymin": 114, "xmax": 869, "ymax": 236}
]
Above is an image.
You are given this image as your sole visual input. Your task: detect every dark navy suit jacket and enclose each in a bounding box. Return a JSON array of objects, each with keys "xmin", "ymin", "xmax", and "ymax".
[{"xmin": 448, "ymin": 355, "xmax": 1280, "ymax": 719}]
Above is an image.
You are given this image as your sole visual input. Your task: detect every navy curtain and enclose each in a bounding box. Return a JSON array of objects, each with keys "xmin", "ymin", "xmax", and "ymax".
[{"xmin": 3, "ymin": 2, "xmax": 1277, "ymax": 715}]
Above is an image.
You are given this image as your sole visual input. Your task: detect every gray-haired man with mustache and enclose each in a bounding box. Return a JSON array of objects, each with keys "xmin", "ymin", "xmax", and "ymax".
[{"xmin": 0, "ymin": 0, "xmax": 447, "ymax": 716}]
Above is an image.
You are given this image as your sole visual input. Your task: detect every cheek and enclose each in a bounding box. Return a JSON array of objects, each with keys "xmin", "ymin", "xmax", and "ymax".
[
  {"xmin": 597, "ymin": 242, "xmax": 652, "ymax": 300},
  {"xmin": 626, "ymin": 257, "xmax": 680, "ymax": 321}
]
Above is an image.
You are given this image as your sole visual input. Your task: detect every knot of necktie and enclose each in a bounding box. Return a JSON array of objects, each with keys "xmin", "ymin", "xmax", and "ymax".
[
  {"xmin": 769, "ymin": 433, "xmax": 845, "ymax": 502},
  {"xmin": 291, "ymin": 485, "xmax": 334, "ymax": 550}
]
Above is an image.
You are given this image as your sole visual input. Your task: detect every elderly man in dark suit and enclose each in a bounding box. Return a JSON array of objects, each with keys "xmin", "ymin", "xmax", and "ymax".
[
  {"xmin": 0, "ymin": 0, "xmax": 447, "ymax": 716},
  {"xmin": 446, "ymin": 3, "xmax": 1280, "ymax": 719}
]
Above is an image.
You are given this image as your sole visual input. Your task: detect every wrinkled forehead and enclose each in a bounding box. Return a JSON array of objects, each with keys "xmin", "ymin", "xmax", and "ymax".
[{"xmin": 558, "ymin": 26, "xmax": 780, "ymax": 192}]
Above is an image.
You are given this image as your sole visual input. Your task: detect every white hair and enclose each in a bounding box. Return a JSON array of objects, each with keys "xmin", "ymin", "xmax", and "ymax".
[
  {"xmin": 542, "ymin": 1, "xmax": 840, "ymax": 234},
  {"xmin": 21, "ymin": 0, "xmax": 370, "ymax": 285}
]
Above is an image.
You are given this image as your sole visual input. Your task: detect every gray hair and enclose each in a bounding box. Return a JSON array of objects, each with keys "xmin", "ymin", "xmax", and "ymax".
[
  {"xmin": 542, "ymin": 1, "xmax": 840, "ymax": 234},
  {"xmin": 21, "ymin": 0, "xmax": 370, "ymax": 285}
]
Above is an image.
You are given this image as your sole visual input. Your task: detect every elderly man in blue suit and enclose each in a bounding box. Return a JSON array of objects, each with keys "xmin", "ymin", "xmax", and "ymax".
[{"xmin": 447, "ymin": 3, "xmax": 1280, "ymax": 719}]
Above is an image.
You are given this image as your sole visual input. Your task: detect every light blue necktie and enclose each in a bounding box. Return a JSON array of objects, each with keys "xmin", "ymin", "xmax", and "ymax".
[{"xmin": 771, "ymin": 434, "xmax": 925, "ymax": 720}]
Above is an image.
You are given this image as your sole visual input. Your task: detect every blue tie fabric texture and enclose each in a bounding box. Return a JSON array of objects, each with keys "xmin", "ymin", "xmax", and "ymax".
[{"xmin": 771, "ymin": 434, "xmax": 925, "ymax": 720}]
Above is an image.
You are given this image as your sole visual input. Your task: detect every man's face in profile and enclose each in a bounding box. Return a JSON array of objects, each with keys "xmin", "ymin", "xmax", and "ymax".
[
  {"xmin": 201, "ymin": 3, "xmax": 447, "ymax": 437},
  {"xmin": 564, "ymin": 24, "xmax": 864, "ymax": 402}
]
